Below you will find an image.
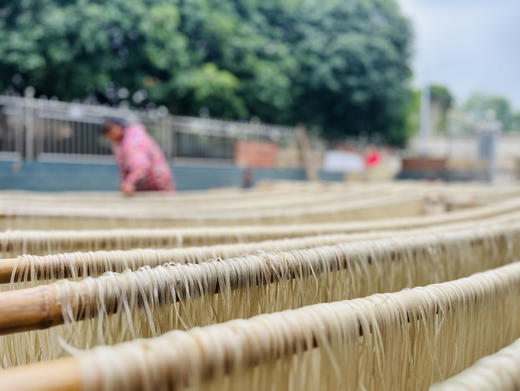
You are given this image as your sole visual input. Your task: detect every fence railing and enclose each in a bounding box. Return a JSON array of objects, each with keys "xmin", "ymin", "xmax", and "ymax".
[{"xmin": 0, "ymin": 95, "xmax": 298, "ymax": 163}]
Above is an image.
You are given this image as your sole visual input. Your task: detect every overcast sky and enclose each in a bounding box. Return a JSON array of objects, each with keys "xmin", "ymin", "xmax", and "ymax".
[{"xmin": 397, "ymin": 0, "xmax": 520, "ymax": 109}]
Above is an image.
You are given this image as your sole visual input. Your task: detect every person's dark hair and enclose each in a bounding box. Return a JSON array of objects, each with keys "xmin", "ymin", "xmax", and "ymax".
[{"xmin": 102, "ymin": 117, "xmax": 127, "ymax": 134}]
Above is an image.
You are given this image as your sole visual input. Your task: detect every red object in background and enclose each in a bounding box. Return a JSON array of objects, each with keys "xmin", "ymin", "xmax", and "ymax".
[
  {"xmin": 235, "ymin": 140, "xmax": 279, "ymax": 168},
  {"xmin": 243, "ymin": 167, "xmax": 253, "ymax": 188},
  {"xmin": 365, "ymin": 151, "xmax": 381, "ymax": 167}
]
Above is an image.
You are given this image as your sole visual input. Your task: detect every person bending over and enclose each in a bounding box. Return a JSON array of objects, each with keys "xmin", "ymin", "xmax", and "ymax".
[{"xmin": 103, "ymin": 118, "xmax": 175, "ymax": 196}]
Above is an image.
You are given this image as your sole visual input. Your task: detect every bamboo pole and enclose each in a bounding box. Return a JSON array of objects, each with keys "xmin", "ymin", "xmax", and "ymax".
[
  {"xmin": 0, "ymin": 257, "xmax": 16, "ymax": 283},
  {"xmin": 0, "ymin": 357, "xmax": 80, "ymax": 391},
  {"xmin": 0, "ymin": 285, "xmax": 62, "ymax": 334},
  {"xmin": 296, "ymin": 125, "xmax": 319, "ymax": 181}
]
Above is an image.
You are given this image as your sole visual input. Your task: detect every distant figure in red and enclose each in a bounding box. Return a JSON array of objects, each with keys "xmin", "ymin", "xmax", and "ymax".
[
  {"xmin": 242, "ymin": 167, "xmax": 253, "ymax": 189},
  {"xmin": 103, "ymin": 118, "xmax": 175, "ymax": 196},
  {"xmin": 364, "ymin": 145, "xmax": 381, "ymax": 167}
]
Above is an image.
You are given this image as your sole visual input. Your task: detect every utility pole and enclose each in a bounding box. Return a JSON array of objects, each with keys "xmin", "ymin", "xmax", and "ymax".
[
  {"xmin": 478, "ymin": 110, "xmax": 502, "ymax": 183},
  {"xmin": 296, "ymin": 125, "xmax": 318, "ymax": 181},
  {"xmin": 419, "ymin": 85, "xmax": 430, "ymax": 155},
  {"xmin": 24, "ymin": 86, "xmax": 35, "ymax": 161}
]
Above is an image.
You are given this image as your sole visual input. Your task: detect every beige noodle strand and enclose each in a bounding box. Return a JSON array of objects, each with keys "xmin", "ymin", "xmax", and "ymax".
[{"xmin": 430, "ymin": 338, "xmax": 520, "ymax": 391}]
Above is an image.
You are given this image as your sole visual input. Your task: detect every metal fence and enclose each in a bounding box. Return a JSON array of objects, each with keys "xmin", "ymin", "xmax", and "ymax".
[{"xmin": 0, "ymin": 95, "xmax": 297, "ymax": 163}]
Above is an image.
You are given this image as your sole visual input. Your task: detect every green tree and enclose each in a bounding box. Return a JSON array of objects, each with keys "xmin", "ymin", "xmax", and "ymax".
[
  {"xmin": 0, "ymin": 0, "xmax": 413, "ymax": 145},
  {"xmin": 430, "ymin": 85, "xmax": 453, "ymax": 112},
  {"xmin": 403, "ymin": 88, "xmax": 421, "ymax": 138},
  {"xmin": 512, "ymin": 112, "xmax": 520, "ymax": 131},
  {"xmin": 0, "ymin": 0, "xmax": 191, "ymax": 102},
  {"xmin": 265, "ymin": 0, "xmax": 412, "ymax": 145},
  {"xmin": 430, "ymin": 84, "xmax": 454, "ymax": 132},
  {"xmin": 463, "ymin": 93, "xmax": 514, "ymax": 131}
]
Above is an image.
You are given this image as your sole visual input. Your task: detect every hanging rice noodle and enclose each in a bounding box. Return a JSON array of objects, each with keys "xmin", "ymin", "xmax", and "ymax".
[
  {"xmin": 1, "ymin": 261, "xmax": 520, "ymax": 391},
  {"xmin": 0, "ymin": 226, "xmax": 518, "ymax": 367}
]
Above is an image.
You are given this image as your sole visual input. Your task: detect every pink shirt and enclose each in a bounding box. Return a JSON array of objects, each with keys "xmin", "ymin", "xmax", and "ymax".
[{"xmin": 113, "ymin": 124, "xmax": 174, "ymax": 191}]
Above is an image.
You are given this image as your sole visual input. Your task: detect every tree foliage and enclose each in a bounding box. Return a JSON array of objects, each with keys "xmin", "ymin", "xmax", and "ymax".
[
  {"xmin": 0, "ymin": 0, "xmax": 413, "ymax": 145},
  {"xmin": 430, "ymin": 84, "xmax": 454, "ymax": 132},
  {"xmin": 430, "ymin": 84, "xmax": 453, "ymax": 112},
  {"xmin": 463, "ymin": 93, "xmax": 515, "ymax": 131},
  {"xmin": 513, "ymin": 113, "xmax": 520, "ymax": 131},
  {"xmin": 403, "ymin": 88, "xmax": 421, "ymax": 138}
]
